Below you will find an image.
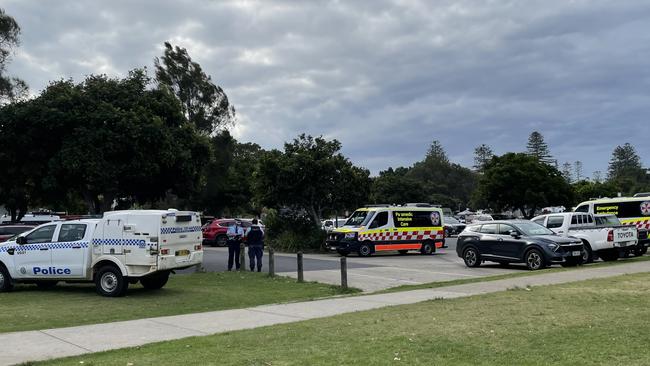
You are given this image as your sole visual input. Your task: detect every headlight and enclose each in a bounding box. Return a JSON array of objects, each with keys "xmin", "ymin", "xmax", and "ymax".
[
  {"xmin": 547, "ymin": 243, "xmax": 559, "ymax": 252},
  {"xmin": 344, "ymin": 232, "xmax": 357, "ymax": 239}
]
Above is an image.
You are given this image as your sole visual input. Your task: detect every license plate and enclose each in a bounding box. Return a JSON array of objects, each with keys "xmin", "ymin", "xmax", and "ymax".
[
  {"xmin": 571, "ymin": 251, "xmax": 581, "ymax": 256},
  {"xmin": 175, "ymin": 249, "xmax": 190, "ymax": 256}
]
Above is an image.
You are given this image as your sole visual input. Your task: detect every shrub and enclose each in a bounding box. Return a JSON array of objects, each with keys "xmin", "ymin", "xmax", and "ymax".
[{"xmin": 265, "ymin": 208, "xmax": 327, "ymax": 252}]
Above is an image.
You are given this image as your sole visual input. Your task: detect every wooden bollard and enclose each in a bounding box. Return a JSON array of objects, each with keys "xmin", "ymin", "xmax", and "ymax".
[
  {"xmin": 340, "ymin": 256, "xmax": 348, "ymax": 289},
  {"xmin": 239, "ymin": 242, "xmax": 246, "ymax": 271},
  {"xmin": 268, "ymin": 246, "xmax": 275, "ymax": 277},
  {"xmin": 297, "ymin": 251, "xmax": 304, "ymax": 282}
]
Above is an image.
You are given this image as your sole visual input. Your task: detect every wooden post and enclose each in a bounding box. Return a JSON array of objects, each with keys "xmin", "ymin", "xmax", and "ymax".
[
  {"xmin": 297, "ymin": 251, "xmax": 304, "ymax": 282},
  {"xmin": 240, "ymin": 242, "xmax": 246, "ymax": 271},
  {"xmin": 340, "ymin": 256, "xmax": 348, "ymax": 289},
  {"xmin": 268, "ymin": 246, "xmax": 275, "ymax": 277}
]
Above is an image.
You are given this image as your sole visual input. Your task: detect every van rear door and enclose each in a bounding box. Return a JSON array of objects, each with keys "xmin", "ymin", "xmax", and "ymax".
[{"xmin": 158, "ymin": 211, "xmax": 203, "ymax": 270}]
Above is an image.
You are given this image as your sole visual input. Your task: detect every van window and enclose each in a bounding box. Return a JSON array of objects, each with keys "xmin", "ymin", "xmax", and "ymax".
[
  {"xmin": 392, "ymin": 210, "xmax": 441, "ymax": 228},
  {"xmin": 58, "ymin": 224, "xmax": 87, "ymax": 242},
  {"xmin": 369, "ymin": 211, "xmax": 389, "ymax": 229},
  {"xmin": 575, "ymin": 205, "xmax": 589, "ymax": 213},
  {"xmin": 480, "ymin": 224, "xmax": 498, "ymax": 234},
  {"xmin": 547, "ymin": 216, "xmax": 564, "ymax": 229}
]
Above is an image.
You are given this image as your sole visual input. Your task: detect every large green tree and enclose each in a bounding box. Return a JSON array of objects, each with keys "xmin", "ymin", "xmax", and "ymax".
[
  {"xmin": 370, "ymin": 167, "xmax": 427, "ymax": 204},
  {"xmin": 254, "ymin": 134, "xmax": 371, "ymax": 226},
  {"xmin": 607, "ymin": 143, "xmax": 648, "ymax": 195},
  {"xmin": 473, "ymin": 144, "xmax": 493, "ymax": 172},
  {"xmin": 474, "ymin": 153, "xmax": 573, "ymax": 218},
  {"xmin": 155, "ymin": 42, "xmax": 235, "ymax": 134},
  {"xmin": 526, "ymin": 131, "xmax": 554, "ymax": 165},
  {"xmin": 0, "ymin": 8, "xmax": 27, "ymax": 103}
]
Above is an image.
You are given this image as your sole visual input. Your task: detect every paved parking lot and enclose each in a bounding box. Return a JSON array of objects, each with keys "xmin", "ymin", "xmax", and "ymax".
[{"xmin": 199, "ymin": 239, "xmax": 525, "ymax": 292}]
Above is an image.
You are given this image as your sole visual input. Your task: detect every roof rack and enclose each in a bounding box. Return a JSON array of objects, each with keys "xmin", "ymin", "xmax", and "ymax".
[
  {"xmin": 403, "ymin": 203, "xmax": 438, "ymax": 207},
  {"xmin": 633, "ymin": 192, "xmax": 650, "ymax": 197},
  {"xmin": 364, "ymin": 204, "xmax": 392, "ymax": 207}
]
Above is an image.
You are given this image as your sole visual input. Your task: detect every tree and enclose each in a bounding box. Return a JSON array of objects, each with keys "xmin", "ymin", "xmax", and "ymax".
[
  {"xmin": 574, "ymin": 160, "xmax": 583, "ymax": 182},
  {"xmin": 370, "ymin": 167, "xmax": 427, "ymax": 204},
  {"xmin": 608, "ymin": 143, "xmax": 642, "ymax": 180},
  {"xmin": 155, "ymin": 42, "xmax": 235, "ymax": 134},
  {"xmin": 572, "ymin": 180, "xmax": 618, "ymax": 204},
  {"xmin": 592, "ymin": 170, "xmax": 602, "ymax": 183},
  {"xmin": 473, "ymin": 144, "xmax": 494, "ymax": 172},
  {"xmin": 426, "ymin": 140, "xmax": 449, "ymax": 164},
  {"xmin": 474, "ymin": 153, "xmax": 573, "ymax": 218},
  {"xmin": 526, "ymin": 131, "xmax": 553, "ymax": 165},
  {"xmin": 0, "ymin": 8, "xmax": 27, "ymax": 103},
  {"xmin": 253, "ymin": 134, "xmax": 371, "ymax": 226},
  {"xmin": 561, "ymin": 162, "xmax": 573, "ymax": 183}
]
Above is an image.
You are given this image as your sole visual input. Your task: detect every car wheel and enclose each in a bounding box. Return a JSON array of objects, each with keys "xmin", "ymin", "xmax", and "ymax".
[
  {"xmin": 216, "ymin": 235, "xmax": 228, "ymax": 247},
  {"xmin": 599, "ymin": 250, "xmax": 619, "ymax": 262},
  {"xmin": 581, "ymin": 242, "xmax": 594, "ymax": 264},
  {"xmin": 36, "ymin": 281, "xmax": 59, "ymax": 290},
  {"xmin": 140, "ymin": 271, "xmax": 170, "ymax": 290},
  {"xmin": 95, "ymin": 265, "xmax": 129, "ymax": 297},
  {"xmin": 358, "ymin": 242, "xmax": 373, "ymax": 257},
  {"xmin": 463, "ymin": 247, "xmax": 481, "ymax": 267},
  {"xmin": 0, "ymin": 265, "xmax": 13, "ymax": 292},
  {"xmin": 420, "ymin": 240, "xmax": 435, "ymax": 255},
  {"xmin": 525, "ymin": 249, "xmax": 546, "ymax": 270},
  {"xmin": 398, "ymin": 250, "xmax": 408, "ymax": 255}
]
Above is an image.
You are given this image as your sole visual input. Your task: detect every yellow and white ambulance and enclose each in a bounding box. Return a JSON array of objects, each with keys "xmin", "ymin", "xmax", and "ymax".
[{"xmin": 325, "ymin": 204, "xmax": 445, "ymax": 257}]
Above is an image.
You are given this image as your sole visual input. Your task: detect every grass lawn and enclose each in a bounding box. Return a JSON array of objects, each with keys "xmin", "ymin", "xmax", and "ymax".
[
  {"xmin": 0, "ymin": 272, "xmax": 357, "ymax": 333},
  {"xmin": 37, "ymin": 271, "xmax": 650, "ymax": 366}
]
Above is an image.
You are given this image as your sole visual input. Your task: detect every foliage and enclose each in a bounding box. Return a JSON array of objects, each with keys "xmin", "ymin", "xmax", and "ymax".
[
  {"xmin": 526, "ymin": 130, "xmax": 554, "ymax": 165},
  {"xmin": 571, "ymin": 180, "xmax": 619, "ymax": 204},
  {"xmin": 155, "ymin": 42, "xmax": 235, "ymax": 134},
  {"xmin": 0, "ymin": 8, "xmax": 27, "ymax": 103},
  {"xmin": 264, "ymin": 209, "xmax": 326, "ymax": 252},
  {"xmin": 370, "ymin": 167, "xmax": 427, "ymax": 204},
  {"xmin": 254, "ymin": 134, "xmax": 371, "ymax": 226},
  {"xmin": 561, "ymin": 162, "xmax": 573, "ymax": 183},
  {"xmin": 474, "ymin": 152, "xmax": 573, "ymax": 218},
  {"xmin": 473, "ymin": 144, "xmax": 493, "ymax": 172}
]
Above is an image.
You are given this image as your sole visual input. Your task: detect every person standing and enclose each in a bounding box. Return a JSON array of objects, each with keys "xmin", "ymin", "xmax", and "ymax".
[
  {"xmin": 226, "ymin": 220, "xmax": 245, "ymax": 271},
  {"xmin": 246, "ymin": 218, "xmax": 265, "ymax": 272}
]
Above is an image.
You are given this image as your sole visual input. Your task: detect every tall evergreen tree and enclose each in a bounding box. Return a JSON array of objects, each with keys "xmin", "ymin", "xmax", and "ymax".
[
  {"xmin": 561, "ymin": 162, "xmax": 573, "ymax": 183},
  {"xmin": 526, "ymin": 131, "xmax": 553, "ymax": 165},
  {"xmin": 473, "ymin": 144, "xmax": 494, "ymax": 172},
  {"xmin": 0, "ymin": 8, "xmax": 27, "ymax": 103},
  {"xmin": 426, "ymin": 140, "xmax": 449, "ymax": 163},
  {"xmin": 592, "ymin": 170, "xmax": 602, "ymax": 183},
  {"xmin": 574, "ymin": 160, "xmax": 583, "ymax": 181},
  {"xmin": 608, "ymin": 143, "xmax": 642, "ymax": 180}
]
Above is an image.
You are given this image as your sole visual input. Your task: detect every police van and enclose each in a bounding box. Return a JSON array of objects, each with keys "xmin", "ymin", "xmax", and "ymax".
[
  {"xmin": 325, "ymin": 204, "xmax": 445, "ymax": 257},
  {"xmin": 0, "ymin": 209, "xmax": 203, "ymax": 297}
]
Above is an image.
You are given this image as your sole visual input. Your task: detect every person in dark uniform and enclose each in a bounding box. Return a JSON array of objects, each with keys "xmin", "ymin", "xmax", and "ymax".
[
  {"xmin": 226, "ymin": 220, "xmax": 245, "ymax": 271},
  {"xmin": 246, "ymin": 218, "xmax": 265, "ymax": 272}
]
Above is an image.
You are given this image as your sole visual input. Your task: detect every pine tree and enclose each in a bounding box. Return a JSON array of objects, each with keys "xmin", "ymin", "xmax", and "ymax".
[
  {"xmin": 561, "ymin": 162, "xmax": 573, "ymax": 183},
  {"xmin": 473, "ymin": 144, "xmax": 494, "ymax": 172},
  {"xmin": 608, "ymin": 143, "xmax": 642, "ymax": 180},
  {"xmin": 574, "ymin": 161, "xmax": 583, "ymax": 181},
  {"xmin": 593, "ymin": 170, "xmax": 602, "ymax": 183},
  {"xmin": 526, "ymin": 131, "xmax": 553, "ymax": 165},
  {"xmin": 426, "ymin": 140, "xmax": 449, "ymax": 163}
]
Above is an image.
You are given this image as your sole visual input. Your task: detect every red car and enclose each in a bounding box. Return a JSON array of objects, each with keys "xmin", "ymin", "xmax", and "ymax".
[
  {"xmin": 202, "ymin": 218, "xmax": 264, "ymax": 247},
  {"xmin": 0, "ymin": 224, "xmax": 36, "ymax": 242}
]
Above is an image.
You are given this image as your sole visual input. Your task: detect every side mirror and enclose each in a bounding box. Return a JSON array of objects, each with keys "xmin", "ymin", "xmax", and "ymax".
[
  {"xmin": 509, "ymin": 231, "xmax": 520, "ymax": 238},
  {"xmin": 16, "ymin": 236, "xmax": 27, "ymax": 245}
]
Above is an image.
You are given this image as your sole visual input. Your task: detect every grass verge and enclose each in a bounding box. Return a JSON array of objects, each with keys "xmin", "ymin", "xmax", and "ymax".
[
  {"xmin": 0, "ymin": 271, "xmax": 358, "ymax": 333},
  {"xmin": 36, "ymin": 271, "xmax": 650, "ymax": 366}
]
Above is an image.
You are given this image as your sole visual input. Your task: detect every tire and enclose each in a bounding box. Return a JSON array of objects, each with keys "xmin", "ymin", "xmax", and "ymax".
[
  {"xmin": 398, "ymin": 250, "xmax": 409, "ymax": 255},
  {"xmin": 420, "ymin": 241, "xmax": 435, "ymax": 255},
  {"xmin": 581, "ymin": 241, "xmax": 594, "ymax": 264},
  {"xmin": 215, "ymin": 235, "xmax": 228, "ymax": 247},
  {"xmin": 337, "ymin": 250, "xmax": 349, "ymax": 257},
  {"xmin": 358, "ymin": 242, "xmax": 373, "ymax": 257},
  {"xmin": 462, "ymin": 247, "xmax": 481, "ymax": 267},
  {"xmin": 140, "ymin": 272, "xmax": 170, "ymax": 290},
  {"xmin": 36, "ymin": 281, "xmax": 59, "ymax": 290},
  {"xmin": 95, "ymin": 265, "xmax": 129, "ymax": 297},
  {"xmin": 0, "ymin": 265, "xmax": 13, "ymax": 292},
  {"xmin": 561, "ymin": 257, "xmax": 583, "ymax": 267},
  {"xmin": 525, "ymin": 248, "xmax": 546, "ymax": 270},
  {"xmin": 599, "ymin": 250, "xmax": 619, "ymax": 262},
  {"xmin": 634, "ymin": 246, "xmax": 648, "ymax": 257}
]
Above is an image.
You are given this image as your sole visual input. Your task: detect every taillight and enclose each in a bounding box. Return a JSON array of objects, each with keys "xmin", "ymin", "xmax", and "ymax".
[
  {"xmin": 194, "ymin": 244, "xmax": 202, "ymax": 251},
  {"xmin": 160, "ymin": 248, "xmax": 170, "ymax": 255},
  {"xmin": 607, "ymin": 229, "xmax": 614, "ymax": 242}
]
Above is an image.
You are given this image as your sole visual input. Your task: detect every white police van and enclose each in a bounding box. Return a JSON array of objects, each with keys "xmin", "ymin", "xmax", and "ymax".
[{"xmin": 0, "ymin": 209, "xmax": 203, "ymax": 297}]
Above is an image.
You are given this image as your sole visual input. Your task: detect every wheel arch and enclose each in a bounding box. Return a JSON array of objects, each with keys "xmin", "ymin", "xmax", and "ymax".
[{"xmin": 92, "ymin": 257, "xmax": 128, "ymax": 278}]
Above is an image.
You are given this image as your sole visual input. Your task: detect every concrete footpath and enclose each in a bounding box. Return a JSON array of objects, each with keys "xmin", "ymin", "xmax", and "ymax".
[{"xmin": 3, "ymin": 261, "xmax": 650, "ymax": 366}]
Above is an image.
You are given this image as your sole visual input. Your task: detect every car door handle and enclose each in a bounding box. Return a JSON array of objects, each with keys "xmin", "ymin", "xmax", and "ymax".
[
  {"xmin": 72, "ymin": 246, "xmax": 81, "ymax": 249},
  {"xmin": 39, "ymin": 247, "xmax": 49, "ymax": 251}
]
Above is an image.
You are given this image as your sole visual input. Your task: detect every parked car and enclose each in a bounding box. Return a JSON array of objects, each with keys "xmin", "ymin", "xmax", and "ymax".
[
  {"xmin": 443, "ymin": 216, "xmax": 465, "ymax": 236},
  {"xmin": 466, "ymin": 214, "xmax": 494, "ymax": 224},
  {"xmin": 322, "ymin": 218, "xmax": 348, "ymax": 232},
  {"xmin": 202, "ymin": 218, "xmax": 264, "ymax": 247},
  {"xmin": 594, "ymin": 214, "xmax": 648, "ymax": 257},
  {"xmin": 531, "ymin": 212, "xmax": 637, "ymax": 263},
  {"xmin": 0, "ymin": 224, "xmax": 36, "ymax": 242},
  {"xmin": 456, "ymin": 220, "xmax": 584, "ymax": 270}
]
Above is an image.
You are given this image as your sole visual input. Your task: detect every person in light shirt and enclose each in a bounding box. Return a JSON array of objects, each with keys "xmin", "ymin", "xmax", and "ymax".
[{"xmin": 226, "ymin": 220, "xmax": 245, "ymax": 271}]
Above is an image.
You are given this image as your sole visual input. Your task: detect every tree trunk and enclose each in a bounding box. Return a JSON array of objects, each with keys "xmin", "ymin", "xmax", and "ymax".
[{"xmin": 308, "ymin": 205, "xmax": 321, "ymax": 229}]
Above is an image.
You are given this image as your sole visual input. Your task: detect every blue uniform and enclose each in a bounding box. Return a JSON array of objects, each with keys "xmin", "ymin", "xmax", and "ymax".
[{"xmin": 246, "ymin": 225, "xmax": 264, "ymax": 272}]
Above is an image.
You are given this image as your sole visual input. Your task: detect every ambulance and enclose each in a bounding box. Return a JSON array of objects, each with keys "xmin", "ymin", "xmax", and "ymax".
[
  {"xmin": 325, "ymin": 204, "xmax": 445, "ymax": 257},
  {"xmin": 0, "ymin": 209, "xmax": 203, "ymax": 297}
]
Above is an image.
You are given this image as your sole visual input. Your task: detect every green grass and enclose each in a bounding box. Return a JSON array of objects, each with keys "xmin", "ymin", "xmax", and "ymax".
[
  {"xmin": 0, "ymin": 272, "xmax": 358, "ymax": 333},
  {"xmin": 378, "ymin": 253, "xmax": 650, "ymax": 293},
  {"xmin": 36, "ymin": 272, "xmax": 650, "ymax": 366}
]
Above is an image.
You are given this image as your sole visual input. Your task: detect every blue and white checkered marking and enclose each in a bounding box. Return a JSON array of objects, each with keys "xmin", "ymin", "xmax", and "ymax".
[
  {"xmin": 161, "ymin": 226, "xmax": 202, "ymax": 235},
  {"xmin": 92, "ymin": 239, "xmax": 146, "ymax": 248},
  {"xmin": 0, "ymin": 241, "xmax": 89, "ymax": 252}
]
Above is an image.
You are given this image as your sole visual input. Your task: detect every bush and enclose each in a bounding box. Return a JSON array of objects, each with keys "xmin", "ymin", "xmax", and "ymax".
[{"xmin": 265, "ymin": 208, "xmax": 327, "ymax": 252}]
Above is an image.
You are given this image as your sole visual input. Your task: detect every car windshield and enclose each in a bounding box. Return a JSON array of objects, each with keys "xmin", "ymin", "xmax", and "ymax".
[
  {"xmin": 345, "ymin": 210, "xmax": 374, "ymax": 227},
  {"xmin": 516, "ymin": 222, "xmax": 555, "ymax": 236},
  {"xmin": 595, "ymin": 215, "xmax": 620, "ymax": 226}
]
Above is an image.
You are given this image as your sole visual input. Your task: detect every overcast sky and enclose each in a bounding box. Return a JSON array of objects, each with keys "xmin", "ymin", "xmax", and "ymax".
[{"xmin": 4, "ymin": 0, "xmax": 650, "ymax": 176}]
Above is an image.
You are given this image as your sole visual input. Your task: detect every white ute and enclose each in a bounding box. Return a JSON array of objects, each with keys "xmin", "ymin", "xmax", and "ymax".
[
  {"xmin": 531, "ymin": 212, "xmax": 638, "ymax": 263},
  {"xmin": 0, "ymin": 209, "xmax": 203, "ymax": 297}
]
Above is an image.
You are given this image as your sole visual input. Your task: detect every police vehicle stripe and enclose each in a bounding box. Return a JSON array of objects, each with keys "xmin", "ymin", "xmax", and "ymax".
[
  {"xmin": 161, "ymin": 226, "xmax": 202, "ymax": 234},
  {"xmin": 0, "ymin": 241, "xmax": 89, "ymax": 252}
]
